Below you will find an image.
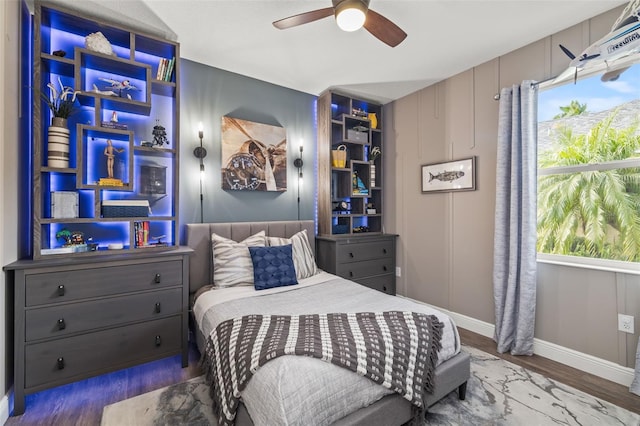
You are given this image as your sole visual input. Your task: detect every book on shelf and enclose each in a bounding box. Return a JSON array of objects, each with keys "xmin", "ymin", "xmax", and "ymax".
[
  {"xmin": 135, "ymin": 242, "xmax": 169, "ymax": 248},
  {"xmin": 41, "ymin": 244, "xmax": 88, "ymax": 255},
  {"xmin": 156, "ymin": 58, "xmax": 166, "ymax": 80},
  {"xmin": 102, "ymin": 199, "xmax": 150, "ymax": 206},
  {"xmin": 134, "ymin": 220, "xmax": 165, "ymax": 248},
  {"xmin": 156, "ymin": 56, "xmax": 175, "ymax": 81},
  {"xmin": 102, "ymin": 199, "xmax": 151, "ymax": 218},
  {"xmin": 164, "ymin": 57, "xmax": 175, "ymax": 81},
  {"xmin": 101, "ymin": 121, "xmax": 128, "ymax": 130}
]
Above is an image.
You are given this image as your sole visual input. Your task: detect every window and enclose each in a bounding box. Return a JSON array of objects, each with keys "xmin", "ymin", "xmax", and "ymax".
[{"xmin": 537, "ymin": 64, "xmax": 640, "ymax": 265}]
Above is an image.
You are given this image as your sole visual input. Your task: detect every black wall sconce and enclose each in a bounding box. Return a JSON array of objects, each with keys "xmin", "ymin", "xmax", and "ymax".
[
  {"xmin": 193, "ymin": 122, "xmax": 207, "ymax": 223},
  {"xmin": 294, "ymin": 143, "xmax": 303, "ymax": 220}
]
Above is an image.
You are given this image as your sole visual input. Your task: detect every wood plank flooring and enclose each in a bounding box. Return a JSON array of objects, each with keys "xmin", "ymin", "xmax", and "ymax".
[{"xmin": 5, "ymin": 328, "xmax": 639, "ymax": 425}]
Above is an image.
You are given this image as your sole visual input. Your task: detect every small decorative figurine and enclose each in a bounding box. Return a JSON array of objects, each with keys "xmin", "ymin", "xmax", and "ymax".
[
  {"xmin": 104, "ymin": 139, "xmax": 125, "ymax": 179},
  {"xmin": 352, "ymin": 171, "xmax": 368, "ymax": 195},
  {"xmin": 152, "ymin": 120, "xmax": 168, "ymax": 147},
  {"xmin": 55, "ymin": 229, "xmax": 72, "ymax": 246},
  {"xmin": 97, "ymin": 78, "xmax": 138, "ymax": 98}
]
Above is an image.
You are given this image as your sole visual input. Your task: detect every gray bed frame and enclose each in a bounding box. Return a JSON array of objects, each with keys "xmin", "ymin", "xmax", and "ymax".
[{"xmin": 185, "ymin": 220, "xmax": 470, "ymax": 425}]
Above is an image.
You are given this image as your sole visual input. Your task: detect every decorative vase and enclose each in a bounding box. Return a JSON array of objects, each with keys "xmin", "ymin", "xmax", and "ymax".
[
  {"xmin": 368, "ymin": 112, "xmax": 378, "ymax": 129},
  {"xmin": 370, "ymin": 163, "xmax": 376, "ymax": 187},
  {"xmin": 48, "ymin": 117, "xmax": 70, "ymax": 168}
]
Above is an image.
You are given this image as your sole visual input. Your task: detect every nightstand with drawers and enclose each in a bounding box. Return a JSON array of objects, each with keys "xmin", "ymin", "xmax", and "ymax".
[
  {"xmin": 316, "ymin": 234, "xmax": 398, "ymax": 295},
  {"xmin": 4, "ymin": 247, "xmax": 192, "ymax": 415}
]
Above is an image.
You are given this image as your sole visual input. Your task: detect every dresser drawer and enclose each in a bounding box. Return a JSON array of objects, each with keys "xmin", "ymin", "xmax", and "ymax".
[
  {"xmin": 336, "ymin": 258, "xmax": 393, "ymax": 280},
  {"xmin": 336, "ymin": 240, "xmax": 394, "ymax": 263},
  {"xmin": 24, "ymin": 316, "xmax": 181, "ymax": 389},
  {"xmin": 354, "ymin": 274, "xmax": 396, "ymax": 295},
  {"xmin": 25, "ymin": 261, "xmax": 183, "ymax": 306},
  {"xmin": 25, "ymin": 288, "xmax": 182, "ymax": 341}
]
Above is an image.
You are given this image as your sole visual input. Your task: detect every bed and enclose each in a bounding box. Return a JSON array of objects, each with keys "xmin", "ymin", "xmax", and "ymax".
[{"xmin": 185, "ymin": 220, "xmax": 470, "ymax": 426}]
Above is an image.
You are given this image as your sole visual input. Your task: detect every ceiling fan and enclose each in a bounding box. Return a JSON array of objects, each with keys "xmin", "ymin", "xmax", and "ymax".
[{"xmin": 272, "ymin": 0, "xmax": 407, "ymax": 48}]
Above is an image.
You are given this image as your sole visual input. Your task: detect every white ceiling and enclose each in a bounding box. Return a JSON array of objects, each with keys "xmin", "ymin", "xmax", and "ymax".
[{"xmin": 56, "ymin": 0, "xmax": 630, "ymax": 104}]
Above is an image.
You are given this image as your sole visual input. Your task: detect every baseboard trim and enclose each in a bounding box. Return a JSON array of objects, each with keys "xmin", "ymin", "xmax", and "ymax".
[
  {"xmin": 532, "ymin": 338, "xmax": 635, "ymax": 387},
  {"xmin": 0, "ymin": 392, "xmax": 9, "ymax": 425},
  {"xmin": 398, "ymin": 296, "xmax": 635, "ymax": 387}
]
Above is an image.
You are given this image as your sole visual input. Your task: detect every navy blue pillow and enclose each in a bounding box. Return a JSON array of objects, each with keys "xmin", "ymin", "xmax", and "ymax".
[{"xmin": 248, "ymin": 244, "xmax": 298, "ymax": 290}]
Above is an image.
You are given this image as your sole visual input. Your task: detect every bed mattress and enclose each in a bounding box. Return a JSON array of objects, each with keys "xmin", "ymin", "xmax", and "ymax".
[{"xmin": 193, "ymin": 272, "xmax": 461, "ymax": 426}]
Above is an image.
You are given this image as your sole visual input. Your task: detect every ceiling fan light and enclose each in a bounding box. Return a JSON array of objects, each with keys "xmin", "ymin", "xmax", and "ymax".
[{"xmin": 335, "ymin": 2, "xmax": 366, "ymax": 32}]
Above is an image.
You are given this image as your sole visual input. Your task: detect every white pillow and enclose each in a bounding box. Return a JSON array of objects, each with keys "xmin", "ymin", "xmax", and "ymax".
[
  {"xmin": 268, "ymin": 229, "xmax": 318, "ymax": 279},
  {"xmin": 212, "ymin": 230, "xmax": 266, "ymax": 288}
]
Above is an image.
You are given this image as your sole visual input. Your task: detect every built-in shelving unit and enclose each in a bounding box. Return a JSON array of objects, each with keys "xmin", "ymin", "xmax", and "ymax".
[
  {"xmin": 317, "ymin": 91, "xmax": 383, "ymax": 236},
  {"xmin": 32, "ymin": 1, "xmax": 180, "ymax": 258}
]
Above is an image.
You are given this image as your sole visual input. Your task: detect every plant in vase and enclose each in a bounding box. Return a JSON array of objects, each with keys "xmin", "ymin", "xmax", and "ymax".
[
  {"xmin": 39, "ymin": 77, "xmax": 80, "ymax": 125},
  {"xmin": 39, "ymin": 77, "xmax": 80, "ymax": 168},
  {"xmin": 369, "ymin": 146, "xmax": 381, "ymax": 187},
  {"xmin": 369, "ymin": 146, "xmax": 381, "ymax": 163}
]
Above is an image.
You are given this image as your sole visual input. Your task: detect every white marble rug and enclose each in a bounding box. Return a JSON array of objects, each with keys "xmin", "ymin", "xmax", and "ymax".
[{"xmin": 101, "ymin": 346, "xmax": 640, "ymax": 426}]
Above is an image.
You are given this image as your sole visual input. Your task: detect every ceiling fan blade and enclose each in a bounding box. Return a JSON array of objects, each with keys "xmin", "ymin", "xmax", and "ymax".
[
  {"xmin": 363, "ymin": 9, "xmax": 407, "ymax": 47},
  {"xmin": 273, "ymin": 7, "xmax": 334, "ymax": 30}
]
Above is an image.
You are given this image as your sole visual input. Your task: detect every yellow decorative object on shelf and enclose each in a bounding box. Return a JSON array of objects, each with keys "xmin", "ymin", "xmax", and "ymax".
[
  {"xmin": 98, "ymin": 177, "xmax": 124, "ymax": 186},
  {"xmin": 331, "ymin": 144, "xmax": 347, "ymax": 168},
  {"xmin": 368, "ymin": 112, "xmax": 378, "ymax": 129}
]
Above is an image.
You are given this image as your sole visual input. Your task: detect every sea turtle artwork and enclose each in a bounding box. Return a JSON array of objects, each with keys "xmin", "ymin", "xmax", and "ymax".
[{"xmin": 429, "ymin": 170, "xmax": 465, "ymax": 183}]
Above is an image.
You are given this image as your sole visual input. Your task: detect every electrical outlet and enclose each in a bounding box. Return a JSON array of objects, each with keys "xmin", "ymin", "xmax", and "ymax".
[
  {"xmin": 618, "ymin": 314, "xmax": 635, "ymax": 334},
  {"xmin": 395, "ymin": 267, "xmax": 401, "ymax": 277}
]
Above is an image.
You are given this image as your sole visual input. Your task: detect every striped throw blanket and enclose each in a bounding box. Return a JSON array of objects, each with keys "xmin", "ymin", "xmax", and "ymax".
[{"xmin": 201, "ymin": 311, "xmax": 443, "ymax": 426}]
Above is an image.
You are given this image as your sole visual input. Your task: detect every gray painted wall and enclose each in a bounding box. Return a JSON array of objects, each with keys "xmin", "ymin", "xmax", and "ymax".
[
  {"xmin": 178, "ymin": 59, "xmax": 317, "ymax": 237},
  {"xmin": 386, "ymin": 4, "xmax": 640, "ymax": 368}
]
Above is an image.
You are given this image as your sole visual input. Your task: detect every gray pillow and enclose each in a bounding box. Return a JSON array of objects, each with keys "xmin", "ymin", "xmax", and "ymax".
[
  {"xmin": 267, "ymin": 229, "xmax": 318, "ymax": 279},
  {"xmin": 212, "ymin": 230, "xmax": 266, "ymax": 288}
]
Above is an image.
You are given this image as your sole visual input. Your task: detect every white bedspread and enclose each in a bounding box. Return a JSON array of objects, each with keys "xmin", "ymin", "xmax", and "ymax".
[{"xmin": 194, "ymin": 272, "xmax": 461, "ymax": 426}]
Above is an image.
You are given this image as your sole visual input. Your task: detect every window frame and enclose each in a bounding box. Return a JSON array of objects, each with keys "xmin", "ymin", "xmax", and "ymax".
[{"xmin": 536, "ymin": 66, "xmax": 640, "ymax": 272}]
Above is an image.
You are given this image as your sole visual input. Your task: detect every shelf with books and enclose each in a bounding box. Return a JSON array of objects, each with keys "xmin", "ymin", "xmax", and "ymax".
[{"xmin": 32, "ymin": 1, "xmax": 180, "ymax": 258}]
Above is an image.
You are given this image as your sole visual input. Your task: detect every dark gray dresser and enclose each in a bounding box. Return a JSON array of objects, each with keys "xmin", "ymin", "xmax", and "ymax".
[
  {"xmin": 316, "ymin": 234, "xmax": 397, "ymax": 295},
  {"xmin": 3, "ymin": 247, "xmax": 192, "ymax": 415}
]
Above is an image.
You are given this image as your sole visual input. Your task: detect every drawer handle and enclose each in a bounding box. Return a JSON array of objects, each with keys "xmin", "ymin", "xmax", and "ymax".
[
  {"xmin": 155, "ymin": 302, "xmax": 161, "ymax": 313},
  {"xmin": 154, "ymin": 273, "xmax": 161, "ymax": 284},
  {"xmin": 155, "ymin": 335, "xmax": 162, "ymax": 347},
  {"xmin": 349, "ymin": 252, "xmax": 354, "ymax": 258},
  {"xmin": 57, "ymin": 357, "xmax": 65, "ymax": 370},
  {"xmin": 57, "ymin": 318, "xmax": 66, "ymax": 330},
  {"xmin": 383, "ymin": 266, "xmax": 388, "ymax": 272},
  {"xmin": 57, "ymin": 285, "xmax": 65, "ymax": 296},
  {"xmin": 349, "ymin": 271, "xmax": 354, "ymax": 277},
  {"xmin": 383, "ymin": 248, "xmax": 387, "ymax": 254}
]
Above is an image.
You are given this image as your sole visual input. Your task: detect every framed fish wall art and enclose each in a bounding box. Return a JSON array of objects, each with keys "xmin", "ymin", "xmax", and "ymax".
[{"xmin": 421, "ymin": 156, "xmax": 476, "ymax": 193}]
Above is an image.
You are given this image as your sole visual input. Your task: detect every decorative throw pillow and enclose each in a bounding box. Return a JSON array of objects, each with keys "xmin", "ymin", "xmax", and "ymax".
[
  {"xmin": 211, "ymin": 230, "xmax": 266, "ymax": 288},
  {"xmin": 267, "ymin": 229, "xmax": 318, "ymax": 279},
  {"xmin": 248, "ymin": 244, "xmax": 298, "ymax": 290}
]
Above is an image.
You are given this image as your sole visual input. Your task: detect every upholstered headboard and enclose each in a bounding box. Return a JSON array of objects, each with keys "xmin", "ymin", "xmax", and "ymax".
[{"xmin": 184, "ymin": 220, "xmax": 315, "ymax": 293}]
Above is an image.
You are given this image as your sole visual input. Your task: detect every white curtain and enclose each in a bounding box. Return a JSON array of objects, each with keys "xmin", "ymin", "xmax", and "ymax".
[
  {"xmin": 493, "ymin": 81, "xmax": 538, "ymax": 356},
  {"xmin": 631, "ymin": 337, "xmax": 640, "ymax": 396}
]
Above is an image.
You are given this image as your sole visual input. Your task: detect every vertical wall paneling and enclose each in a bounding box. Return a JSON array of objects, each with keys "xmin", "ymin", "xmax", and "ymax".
[
  {"xmin": 388, "ymin": 4, "xmax": 639, "ymax": 371},
  {"xmin": 616, "ymin": 274, "xmax": 628, "ymax": 366}
]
